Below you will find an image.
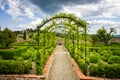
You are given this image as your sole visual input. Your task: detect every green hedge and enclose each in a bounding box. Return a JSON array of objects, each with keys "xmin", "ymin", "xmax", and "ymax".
[
  {"xmin": 102, "ymin": 54, "xmax": 112, "ymax": 62},
  {"xmin": 22, "ymin": 47, "xmax": 37, "ymax": 61},
  {"xmin": 77, "ymin": 59, "xmax": 86, "ymax": 75},
  {"xmin": 0, "ymin": 60, "xmax": 32, "ymax": 74},
  {"xmin": 89, "ymin": 53, "xmax": 100, "ymax": 63},
  {"xmin": 0, "ymin": 50, "xmax": 14, "ymax": 60},
  {"xmin": 111, "ymin": 50, "xmax": 120, "ymax": 56},
  {"xmin": 14, "ymin": 47, "xmax": 28, "ymax": 57},
  {"xmin": 0, "ymin": 47, "xmax": 27, "ymax": 60},
  {"xmin": 13, "ymin": 41, "xmax": 37, "ymax": 46},
  {"xmin": 35, "ymin": 47, "xmax": 55, "ymax": 75},
  {"xmin": 89, "ymin": 63, "xmax": 120, "ymax": 78},
  {"xmin": 108, "ymin": 56, "xmax": 120, "ymax": 64},
  {"xmin": 105, "ymin": 64, "xmax": 120, "ymax": 78}
]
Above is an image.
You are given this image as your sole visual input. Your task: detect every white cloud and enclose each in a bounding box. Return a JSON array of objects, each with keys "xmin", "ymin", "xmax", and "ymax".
[
  {"xmin": 61, "ymin": 0, "xmax": 120, "ymax": 19},
  {"xmin": 18, "ymin": 18, "xmax": 42, "ymax": 30},
  {"xmin": 88, "ymin": 20, "xmax": 120, "ymax": 34},
  {"xmin": 7, "ymin": 0, "xmax": 35, "ymax": 19},
  {"xmin": 0, "ymin": 0, "xmax": 42, "ymax": 19},
  {"xmin": 0, "ymin": 0, "xmax": 7, "ymax": 10},
  {"xmin": 0, "ymin": 0, "xmax": 120, "ymax": 34},
  {"xmin": 62, "ymin": 6, "xmax": 82, "ymax": 18},
  {"xmin": 61, "ymin": 4, "xmax": 98, "ymax": 18},
  {"xmin": 59, "ymin": 0, "xmax": 120, "ymax": 34}
]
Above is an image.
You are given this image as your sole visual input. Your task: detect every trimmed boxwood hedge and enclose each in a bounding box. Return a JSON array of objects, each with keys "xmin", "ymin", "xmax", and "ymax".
[
  {"xmin": 0, "ymin": 47, "xmax": 27, "ymax": 60},
  {"xmin": 89, "ymin": 63, "xmax": 120, "ymax": 78},
  {"xmin": 102, "ymin": 54, "xmax": 112, "ymax": 62},
  {"xmin": 0, "ymin": 50, "xmax": 14, "ymax": 60},
  {"xmin": 111, "ymin": 50, "xmax": 120, "ymax": 56},
  {"xmin": 89, "ymin": 53, "xmax": 100, "ymax": 63},
  {"xmin": 0, "ymin": 60, "xmax": 32, "ymax": 74},
  {"xmin": 108, "ymin": 56, "xmax": 120, "ymax": 64}
]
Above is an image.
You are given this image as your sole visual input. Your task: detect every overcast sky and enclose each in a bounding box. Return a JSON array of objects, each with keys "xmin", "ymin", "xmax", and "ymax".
[{"xmin": 0, "ymin": 0, "xmax": 120, "ymax": 34}]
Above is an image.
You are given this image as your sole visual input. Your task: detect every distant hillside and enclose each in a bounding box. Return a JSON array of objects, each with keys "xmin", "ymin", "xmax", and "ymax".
[{"xmin": 114, "ymin": 34, "xmax": 120, "ymax": 38}]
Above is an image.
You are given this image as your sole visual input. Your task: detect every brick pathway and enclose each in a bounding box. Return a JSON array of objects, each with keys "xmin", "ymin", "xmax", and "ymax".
[{"xmin": 47, "ymin": 45, "xmax": 79, "ymax": 80}]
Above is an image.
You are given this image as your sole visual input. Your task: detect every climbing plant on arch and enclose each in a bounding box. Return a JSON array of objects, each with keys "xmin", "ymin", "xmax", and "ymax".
[
  {"xmin": 44, "ymin": 20, "xmax": 82, "ymax": 54},
  {"xmin": 36, "ymin": 13, "xmax": 89, "ymax": 75},
  {"xmin": 43, "ymin": 20, "xmax": 90, "ymax": 75}
]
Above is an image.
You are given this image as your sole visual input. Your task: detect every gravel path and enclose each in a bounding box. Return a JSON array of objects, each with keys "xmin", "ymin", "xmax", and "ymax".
[{"xmin": 47, "ymin": 45, "xmax": 79, "ymax": 80}]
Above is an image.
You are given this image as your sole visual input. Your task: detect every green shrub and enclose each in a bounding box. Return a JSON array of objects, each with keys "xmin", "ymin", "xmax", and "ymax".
[
  {"xmin": 14, "ymin": 47, "xmax": 28, "ymax": 56},
  {"xmin": 99, "ymin": 50, "xmax": 108, "ymax": 55},
  {"xmin": 89, "ymin": 62, "xmax": 106, "ymax": 77},
  {"xmin": 35, "ymin": 52, "xmax": 42, "ymax": 75},
  {"xmin": 89, "ymin": 64, "xmax": 98, "ymax": 76},
  {"xmin": 13, "ymin": 41, "xmax": 36, "ymax": 46},
  {"xmin": 111, "ymin": 42, "xmax": 120, "ymax": 46},
  {"xmin": 0, "ymin": 60, "xmax": 32, "ymax": 74},
  {"xmin": 47, "ymin": 47, "xmax": 54, "ymax": 55},
  {"xmin": 108, "ymin": 56, "xmax": 120, "ymax": 64},
  {"xmin": 0, "ymin": 50, "xmax": 14, "ymax": 59},
  {"xmin": 112, "ymin": 50, "xmax": 120, "ymax": 56},
  {"xmin": 14, "ymin": 56, "xmax": 24, "ymax": 61},
  {"xmin": 22, "ymin": 47, "xmax": 37, "ymax": 61},
  {"xmin": 0, "ymin": 56, "xmax": 2, "ymax": 60},
  {"xmin": 0, "ymin": 47, "xmax": 27, "ymax": 60},
  {"xmin": 89, "ymin": 62, "xmax": 120, "ymax": 78},
  {"xmin": 89, "ymin": 52, "xmax": 100, "ymax": 63},
  {"xmin": 105, "ymin": 64, "xmax": 120, "ymax": 78},
  {"xmin": 79, "ymin": 51, "xmax": 84, "ymax": 59},
  {"xmin": 77, "ymin": 59, "xmax": 87, "ymax": 74},
  {"xmin": 97, "ymin": 62, "xmax": 106, "ymax": 77},
  {"xmin": 22, "ymin": 52, "xmax": 30, "ymax": 60},
  {"xmin": 89, "ymin": 47, "xmax": 100, "ymax": 52},
  {"xmin": 102, "ymin": 54, "xmax": 112, "ymax": 62}
]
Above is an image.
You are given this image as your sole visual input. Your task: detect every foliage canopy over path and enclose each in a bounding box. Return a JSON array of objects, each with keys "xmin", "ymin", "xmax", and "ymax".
[{"xmin": 36, "ymin": 13, "xmax": 89, "ymax": 75}]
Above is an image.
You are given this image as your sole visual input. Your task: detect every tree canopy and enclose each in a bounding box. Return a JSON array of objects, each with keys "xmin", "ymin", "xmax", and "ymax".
[
  {"xmin": 96, "ymin": 27, "xmax": 116, "ymax": 44},
  {"xmin": 0, "ymin": 28, "xmax": 16, "ymax": 48}
]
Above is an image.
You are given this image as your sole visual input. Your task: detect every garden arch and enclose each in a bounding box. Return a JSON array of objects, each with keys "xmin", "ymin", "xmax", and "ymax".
[{"xmin": 36, "ymin": 13, "xmax": 88, "ymax": 74}]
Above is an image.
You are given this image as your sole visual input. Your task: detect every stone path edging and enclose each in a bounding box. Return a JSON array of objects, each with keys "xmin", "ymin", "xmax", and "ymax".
[{"xmin": 43, "ymin": 53, "xmax": 54, "ymax": 80}]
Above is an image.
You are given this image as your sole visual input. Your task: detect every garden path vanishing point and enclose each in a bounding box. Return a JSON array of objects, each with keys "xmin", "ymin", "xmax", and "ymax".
[{"xmin": 47, "ymin": 45, "xmax": 79, "ymax": 80}]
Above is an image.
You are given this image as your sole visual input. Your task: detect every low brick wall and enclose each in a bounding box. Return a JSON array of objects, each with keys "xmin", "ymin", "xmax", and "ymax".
[{"xmin": 0, "ymin": 74, "xmax": 42, "ymax": 80}]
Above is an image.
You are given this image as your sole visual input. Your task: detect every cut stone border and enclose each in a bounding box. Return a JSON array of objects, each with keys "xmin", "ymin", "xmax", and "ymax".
[
  {"xmin": 43, "ymin": 53, "xmax": 54, "ymax": 80},
  {"xmin": 0, "ymin": 74, "xmax": 43, "ymax": 80}
]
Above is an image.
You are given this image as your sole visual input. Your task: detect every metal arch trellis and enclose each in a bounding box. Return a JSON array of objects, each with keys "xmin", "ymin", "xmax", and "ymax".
[
  {"xmin": 37, "ymin": 13, "xmax": 88, "ymax": 75},
  {"xmin": 44, "ymin": 23, "xmax": 78, "ymax": 54},
  {"xmin": 37, "ymin": 13, "xmax": 87, "ymax": 29}
]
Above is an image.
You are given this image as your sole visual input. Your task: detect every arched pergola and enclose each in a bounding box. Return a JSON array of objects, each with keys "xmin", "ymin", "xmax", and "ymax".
[{"xmin": 36, "ymin": 13, "xmax": 88, "ymax": 75}]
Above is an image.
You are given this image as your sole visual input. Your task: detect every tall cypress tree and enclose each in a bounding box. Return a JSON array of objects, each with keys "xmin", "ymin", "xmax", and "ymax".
[
  {"xmin": 23, "ymin": 31, "xmax": 26, "ymax": 40},
  {"xmin": 0, "ymin": 26, "xmax": 1, "ymax": 31}
]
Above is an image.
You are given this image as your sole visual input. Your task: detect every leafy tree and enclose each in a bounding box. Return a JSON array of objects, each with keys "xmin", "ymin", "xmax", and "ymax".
[
  {"xmin": 97, "ymin": 27, "xmax": 116, "ymax": 44},
  {"xmin": 91, "ymin": 34, "xmax": 99, "ymax": 45},
  {"xmin": 0, "ymin": 28, "xmax": 16, "ymax": 48},
  {"xmin": 23, "ymin": 31, "xmax": 27, "ymax": 40}
]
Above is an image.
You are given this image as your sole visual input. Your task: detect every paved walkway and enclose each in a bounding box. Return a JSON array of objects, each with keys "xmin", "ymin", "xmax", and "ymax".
[{"xmin": 47, "ymin": 45, "xmax": 79, "ymax": 80}]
